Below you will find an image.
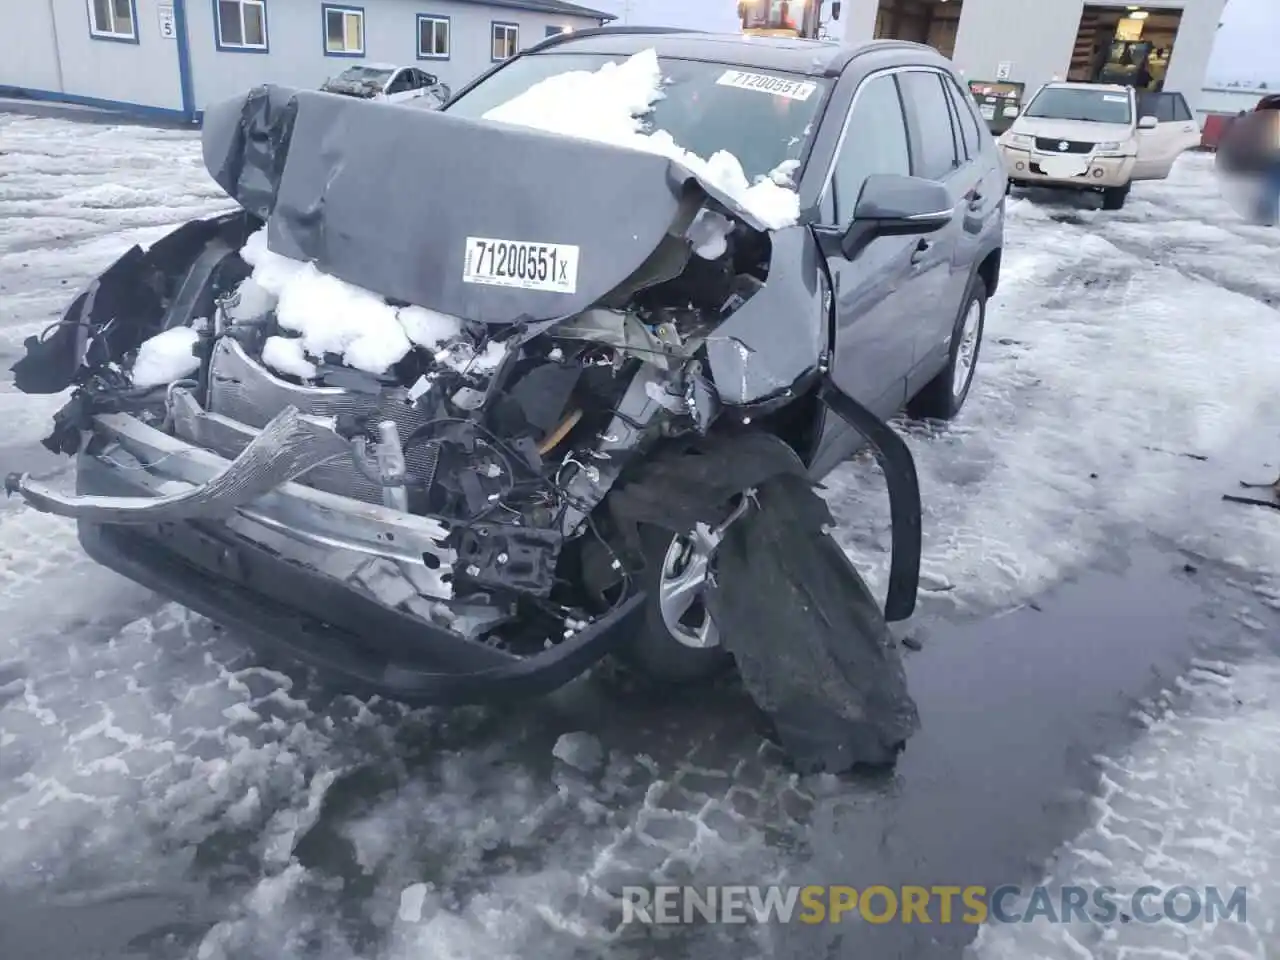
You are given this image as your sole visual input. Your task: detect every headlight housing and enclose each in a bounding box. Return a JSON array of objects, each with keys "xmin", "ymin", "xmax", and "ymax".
[
  {"xmin": 1095, "ymin": 141, "xmax": 1124, "ymax": 152},
  {"xmin": 1002, "ymin": 133, "xmax": 1033, "ymax": 148}
]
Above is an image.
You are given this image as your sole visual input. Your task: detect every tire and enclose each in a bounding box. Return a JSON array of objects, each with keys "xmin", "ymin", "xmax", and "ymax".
[
  {"xmin": 907, "ymin": 273, "xmax": 987, "ymax": 421},
  {"xmin": 1101, "ymin": 182, "xmax": 1130, "ymax": 210},
  {"xmin": 619, "ymin": 523, "xmax": 733, "ymax": 684}
]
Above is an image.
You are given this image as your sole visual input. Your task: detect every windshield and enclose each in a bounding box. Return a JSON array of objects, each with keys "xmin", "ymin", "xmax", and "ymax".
[
  {"xmin": 1024, "ymin": 87, "xmax": 1132, "ymax": 124},
  {"xmin": 445, "ymin": 52, "xmax": 830, "ymax": 182},
  {"xmin": 330, "ymin": 66, "xmax": 394, "ymax": 85}
]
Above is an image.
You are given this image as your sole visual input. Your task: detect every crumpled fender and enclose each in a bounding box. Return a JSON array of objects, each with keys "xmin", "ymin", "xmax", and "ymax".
[{"xmin": 701, "ymin": 227, "xmax": 827, "ymax": 406}]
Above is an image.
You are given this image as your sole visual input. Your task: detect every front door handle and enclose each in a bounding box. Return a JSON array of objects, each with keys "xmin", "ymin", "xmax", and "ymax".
[{"xmin": 910, "ymin": 238, "xmax": 931, "ymax": 264}]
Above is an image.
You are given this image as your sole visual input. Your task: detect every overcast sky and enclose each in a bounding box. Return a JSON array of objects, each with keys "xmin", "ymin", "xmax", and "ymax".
[
  {"xmin": 591, "ymin": 0, "xmax": 1277, "ymax": 85},
  {"xmin": 1207, "ymin": 0, "xmax": 1280, "ymax": 84}
]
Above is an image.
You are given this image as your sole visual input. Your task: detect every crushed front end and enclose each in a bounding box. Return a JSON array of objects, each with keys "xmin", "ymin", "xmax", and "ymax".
[{"xmin": 5, "ymin": 84, "xmax": 816, "ymax": 703}]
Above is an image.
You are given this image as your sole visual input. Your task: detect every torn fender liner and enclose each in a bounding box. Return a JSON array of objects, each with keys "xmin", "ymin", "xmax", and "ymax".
[
  {"xmin": 605, "ymin": 431, "xmax": 811, "ymax": 553},
  {"xmin": 200, "ymin": 84, "xmax": 771, "ymax": 325},
  {"xmin": 10, "ymin": 245, "xmax": 148, "ymax": 396},
  {"xmin": 706, "ymin": 473, "xmax": 921, "ymax": 773},
  {"xmin": 5, "ymin": 405, "xmax": 348, "ymax": 523},
  {"xmin": 820, "ymin": 382, "xmax": 922, "ymax": 623}
]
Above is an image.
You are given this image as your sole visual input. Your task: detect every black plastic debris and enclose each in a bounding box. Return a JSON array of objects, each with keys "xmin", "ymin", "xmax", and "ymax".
[{"xmin": 608, "ymin": 433, "xmax": 921, "ymax": 774}]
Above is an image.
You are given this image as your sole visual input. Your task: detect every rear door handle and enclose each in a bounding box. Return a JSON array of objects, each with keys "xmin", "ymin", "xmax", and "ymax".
[{"xmin": 910, "ymin": 238, "xmax": 931, "ymax": 264}]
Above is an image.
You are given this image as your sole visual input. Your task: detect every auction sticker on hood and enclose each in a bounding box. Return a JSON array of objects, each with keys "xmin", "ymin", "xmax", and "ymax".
[
  {"xmin": 462, "ymin": 237, "xmax": 579, "ymax": 294},
  {"xmin": 716, "ymin": 69, "xmax": 817, "ymax": 101}
]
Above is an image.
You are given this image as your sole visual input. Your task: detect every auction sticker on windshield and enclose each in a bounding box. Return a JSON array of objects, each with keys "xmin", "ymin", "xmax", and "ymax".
[
  {"xmin": 462, "ymin": 237, "xmax": 579, "ymax": 294},
  {"xmin": 717, "ymin": 69, "xmax": 817, "ymax": 101}
]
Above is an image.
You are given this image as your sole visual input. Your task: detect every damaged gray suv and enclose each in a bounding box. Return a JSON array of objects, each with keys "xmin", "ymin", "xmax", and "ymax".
[{"xmin": 7, "ymin": 29, "xmax": 1004, "ymax": 773}]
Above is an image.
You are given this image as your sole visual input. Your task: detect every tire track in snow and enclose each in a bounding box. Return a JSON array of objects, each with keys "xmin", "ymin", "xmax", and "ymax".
[{"xmin": 969, "ymin": 648, "xmax": 1280, "ymax": 960}]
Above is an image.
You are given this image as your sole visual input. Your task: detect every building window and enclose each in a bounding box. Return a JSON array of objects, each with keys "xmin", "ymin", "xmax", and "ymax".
[
  {"xmin": 216, "ymin": 0, "xmax": 268, "ymax": 51},
  {"xmin": 545, "ymin": 25, "xmax": 569, "ymax": 38},
  {"xmin": 324, "ymin": 4, "xmax": 365, "ymax": 57},
  {"xmin": 87, "ymin": 0, "xmax": 137, "ymax": 42},
  {"xmin": 491, "ymin": 22, "xmax": 518, "ymax": 62},
  {"xmin": 417, "ymin": 14, "xmax": 449, "ymax": 60}
]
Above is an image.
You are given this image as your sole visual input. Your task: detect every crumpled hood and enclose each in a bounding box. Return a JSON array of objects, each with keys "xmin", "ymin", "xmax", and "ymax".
[{"xmin": 201, "ymin": 84, "xmax": 774, "ymax": 325}]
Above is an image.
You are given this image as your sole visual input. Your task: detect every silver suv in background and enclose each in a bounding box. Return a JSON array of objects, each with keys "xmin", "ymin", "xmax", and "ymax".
[{"xmin": 999, "ymin": 81, "xmax": 1200, "ymax": 209}]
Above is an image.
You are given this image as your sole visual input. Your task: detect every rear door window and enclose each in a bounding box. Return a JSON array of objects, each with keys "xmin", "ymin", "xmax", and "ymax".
[
  {"xmin": 1140, "ymin": 92, "xmax": 1180, "ymax": 123},
  {"xmin": 830, "ymin": 73, "xmax": 912, "ymax": 224},
  {"xmin": 1171, "ymin": 93, "xmax": 1193, "ymax": 121},
  {"xmin": 898, "ymin": 70, "xmax": 960, "ymax": 180},
  {"xmin": 942, "ymin": 75, "xmax": 982, "ymax": 161}
]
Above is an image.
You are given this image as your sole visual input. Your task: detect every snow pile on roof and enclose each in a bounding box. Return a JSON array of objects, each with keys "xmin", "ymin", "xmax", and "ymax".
[
  {"xmin": 130, "ymin": 325, "xmax": 201, "ymax": 388},
  {"xmin": 481, "ymin": 48, "xmax": 801, "ymax": 230},
  {"xmin": 236, "ymin": 228, "xmax": 494, "ymax": 379}
]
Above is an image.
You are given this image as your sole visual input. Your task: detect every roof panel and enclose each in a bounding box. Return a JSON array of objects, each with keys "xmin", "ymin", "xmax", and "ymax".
[{"xmin": 423, "ymin": 0, "xmax": 617, "ymax": 21}]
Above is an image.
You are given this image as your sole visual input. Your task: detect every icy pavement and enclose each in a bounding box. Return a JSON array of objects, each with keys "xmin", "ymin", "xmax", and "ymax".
[{"xmin": 1, "ymin": 112, "xmax": 1279, "ymax": 960}]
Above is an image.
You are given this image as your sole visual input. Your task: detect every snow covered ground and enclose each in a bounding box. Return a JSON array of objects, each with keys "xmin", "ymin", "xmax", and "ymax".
[{"xmin": 1, "ymin": 113, "xmax": 1279, "ymax": 960}]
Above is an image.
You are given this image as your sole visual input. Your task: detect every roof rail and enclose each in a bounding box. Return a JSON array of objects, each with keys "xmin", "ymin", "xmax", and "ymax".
[{"xmin": 530, "ymin": 24, "xmax": 706, "ymax": 53}]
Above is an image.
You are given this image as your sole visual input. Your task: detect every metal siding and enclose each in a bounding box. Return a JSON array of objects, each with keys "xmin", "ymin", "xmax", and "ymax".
[
  {"xmin": 840, "ymin": 0, "xmax": 1223, "ymax": 123},
  {"xmin": 1160, "ymin": 0, "xmax": 1227, "ymax": 118},
  {"xmin": 0, "ymin": 1, "xmax": 63, "ymax": 90},
  {"xmin": 185, "ymin": 0, "xmax": 601, "ymax": 113},
  {"xmin": 950, "ymin": 0, "xmax": 1084, "ymax": 98},
  {"xmin": 47, "ymin": 0, "xmax": 185, "ymax": 109}
]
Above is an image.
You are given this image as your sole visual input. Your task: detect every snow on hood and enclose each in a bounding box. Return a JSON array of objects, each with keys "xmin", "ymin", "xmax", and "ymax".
[
  {"xmin": 481, "ymin": 49, "xmax": 800, "ymax": 231},
  {"xmin": 230, "ymin": 229, "xmax": 499, "ymax": 378}
]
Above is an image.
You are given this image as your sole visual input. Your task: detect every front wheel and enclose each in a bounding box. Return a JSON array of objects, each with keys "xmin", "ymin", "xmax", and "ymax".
[
  {"xmin": 1101, "ymin": 182, "xmax": 1131, "ymax": 210},
  {"xmin": 907, "ymin": 274, "xmax": 987, "ymax": 421},
  {"xmin": 620, "ymin": 523, "xmax": 732, "ymax": 683}
]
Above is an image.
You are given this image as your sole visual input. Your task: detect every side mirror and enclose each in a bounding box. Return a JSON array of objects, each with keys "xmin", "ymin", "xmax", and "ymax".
[
  {"xmin": 1138, "ymin": 114, "xmax": 1158, "ymax": 129},
  {"xmin": 831, "ymin": 1, "xmax": 842, "ymax": 19},
  {"xmin": 832, "ymin": 174, "xmax": 953, "ymax": 259}
]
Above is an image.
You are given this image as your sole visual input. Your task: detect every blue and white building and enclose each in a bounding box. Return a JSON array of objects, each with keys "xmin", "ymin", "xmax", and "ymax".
[{"xmin": 1, "ymin": 0, "xmax": 614, "ymax": 123}]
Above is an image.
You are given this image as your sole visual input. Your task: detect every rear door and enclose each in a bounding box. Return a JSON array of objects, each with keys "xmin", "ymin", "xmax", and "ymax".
[
  {"xmin": 1133, "ymin": 91, "xmax": 1199, "ymax": 179},
  {"xmin": 820, "ymin": 71, "xmax": 919, "ymax": 418},
  {"xmin": 895, "ymin": 69, "xmax": 967, "ymax": 370}
]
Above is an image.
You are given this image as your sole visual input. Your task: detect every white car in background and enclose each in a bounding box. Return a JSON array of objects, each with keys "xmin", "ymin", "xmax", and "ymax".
[
  {"xmin": 998, "ymin": 82, "xmax": 1201, "ymax": 210},
  {"xmin": 320, "ymin": 63, "xmax": 451, "ymax": 108}
]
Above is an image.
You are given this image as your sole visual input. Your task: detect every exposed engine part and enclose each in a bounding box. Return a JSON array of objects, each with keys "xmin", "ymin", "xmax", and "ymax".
[
  {"xmin": 537, "ymin": 408, "xmax": 582, "ymax": 455},
  {"xmin": 453, "ymin": 523, "xmax": 562, "ymax": 596},
  {"xmin": 351, "ymin": 419, "xmax": 410, "ymax": 510}
]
